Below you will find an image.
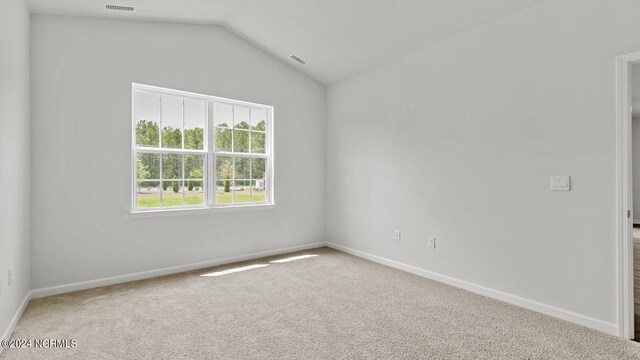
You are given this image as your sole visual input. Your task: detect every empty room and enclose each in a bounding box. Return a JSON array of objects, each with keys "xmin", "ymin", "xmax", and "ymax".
[{"xmin": 4, "ymin": 0, "xmax": 640, "ymax": 359}]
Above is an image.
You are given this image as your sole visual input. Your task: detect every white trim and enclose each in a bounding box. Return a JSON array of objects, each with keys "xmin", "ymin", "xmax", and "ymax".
[
  {"xmin": 2, "ymin": 242, "xmax": 623, "ymax": 349},
  {"xmin": 30, "ymin": 242, "xmax": 323, "ymax": 299},
  {"xmin": 0, "ymin": 290, "xmax": 32, "ymax": 355},
  {"xmin": 133, "ymin": 83, "xmax": 272, "ymax": 109},
  {"xmin": 127, "ymin": 203, "xmax": 276, "ymax": 219},
  {"xmin": 214, "ymin": 151, "xmax": 269, "ymax": 158},
  {"xmin": 132, "ymin": 83, "xmax": 275, "ymax": 212},
  {"xmin": 615, "ymin": 50, "xmax": 640, "ymax": 339},
  {"xmin": 325, "ymin": 242, "xmax": 618, "ymax": 336}
]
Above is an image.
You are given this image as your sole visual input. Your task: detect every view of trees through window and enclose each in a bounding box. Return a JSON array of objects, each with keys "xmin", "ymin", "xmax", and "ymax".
[
  {"xmin": 133, "ymin": 87, "xmax": 271, "ymax": 210},
  {"xmin": 212, "ymin": 103, "xmax": 266, "ymax": 205}
]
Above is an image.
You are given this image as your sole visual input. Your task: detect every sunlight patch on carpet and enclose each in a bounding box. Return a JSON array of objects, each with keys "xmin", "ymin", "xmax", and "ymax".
[
  {"xmin": 201, "ymin": 264, "xmax": 270, "ymax": 277},
  {"xmin": 270, "ymin": 254, "xmax": 319, "ymax": 263}
]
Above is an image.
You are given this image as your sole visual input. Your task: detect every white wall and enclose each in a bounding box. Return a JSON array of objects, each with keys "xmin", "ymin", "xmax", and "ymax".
[
  {"xmin": 632, "ymin": 66, "xmax": 640, "ymax": 222},
  {"xmin": 633, "ymin": 117, "xmax": 640, "ymax": 223},
  {"xmin": 30, "ymin": 15, "xmax": 326, "ymax": 289},
  {"xmin": 0, "ymin": 0, "xmax": 30, "ymax": 338},
  {"xmin": 327, "ymin": 0, "xmax": 640, "ymax": 328},
  {"xmin": 631, "ymin": 64, "xmax": 640, "ymax": 119}
]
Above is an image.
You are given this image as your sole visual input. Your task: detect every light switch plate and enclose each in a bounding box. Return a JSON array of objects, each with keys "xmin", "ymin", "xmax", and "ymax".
[{"xmin": 550, "ymin": 176, "xmax": 570, "ymax": 191}]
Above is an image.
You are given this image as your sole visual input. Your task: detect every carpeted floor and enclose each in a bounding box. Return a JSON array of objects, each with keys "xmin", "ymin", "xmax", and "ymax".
[{"xmin": 2, "ymin": 247, "xmax": 640, "ymax": 359}]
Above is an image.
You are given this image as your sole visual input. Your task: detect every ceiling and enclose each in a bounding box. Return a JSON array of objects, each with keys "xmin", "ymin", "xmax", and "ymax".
[{"xmin": 27, "ymin": 0, "xmax": 542, "ymax": 85}]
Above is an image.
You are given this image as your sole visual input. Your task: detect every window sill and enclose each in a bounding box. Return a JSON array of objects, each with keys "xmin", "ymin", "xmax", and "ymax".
[{"xmin": 127, "ymin": 203, "xmax": 276, "ymax": 219}]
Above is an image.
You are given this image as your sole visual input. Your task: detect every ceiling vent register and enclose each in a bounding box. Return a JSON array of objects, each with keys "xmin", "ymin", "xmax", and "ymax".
[
  {"xmin": 105, "ymin": 4, "xmax": 135, "ymax": 12},
  {"xmin": 290, "ymin": 55, "xmax": 306, "ymax": 64}
]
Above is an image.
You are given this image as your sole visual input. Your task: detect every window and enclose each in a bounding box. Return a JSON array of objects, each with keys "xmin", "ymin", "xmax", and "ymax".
[{"xmin": 132, "ymin": 84, "xmax": 273, "ymax": 211}]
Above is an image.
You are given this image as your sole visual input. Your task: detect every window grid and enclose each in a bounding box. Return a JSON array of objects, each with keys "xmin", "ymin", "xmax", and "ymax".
[
  {"xmin": 132, "ymin": 84, "xmax": 273, "ymax": 211},
  {"xmin": 213, "ymin": 155, "xmax": 268, "ymax": 206}
]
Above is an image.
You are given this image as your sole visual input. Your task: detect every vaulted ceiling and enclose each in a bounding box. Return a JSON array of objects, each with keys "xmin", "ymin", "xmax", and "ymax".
[{"xmin": 27, "ymin": 0, "xmax": 542, "ymax": 84}]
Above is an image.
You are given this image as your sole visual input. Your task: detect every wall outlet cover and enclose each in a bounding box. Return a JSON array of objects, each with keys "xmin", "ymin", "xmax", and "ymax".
[
  {"xmin": 550, "ymin": 176, "xmax": 570, "ymax": 191},
  {"xmin": 428, "ymin": 236, "xmax": 436, "ymax": 249}
]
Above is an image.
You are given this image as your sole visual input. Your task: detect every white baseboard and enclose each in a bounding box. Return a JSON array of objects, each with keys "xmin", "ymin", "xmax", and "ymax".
[
  {"xmin": 0, "ymin": 290, "xmax": 33, "ymax": 356},
  {"xmin": 8, "ymin": 240, "xmax": 619, "ymax": 348},
  {"xmin": 31, "ymin": 242, "xmax": 325, "ymax": 299},
  {"xmin": 325, "ymin": 242, "xmax": 618, "ymax": 336}
]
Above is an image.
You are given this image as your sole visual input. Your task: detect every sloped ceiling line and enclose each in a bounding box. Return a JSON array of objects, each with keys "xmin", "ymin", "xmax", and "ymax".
[{"xmin": 27, "ymin": 0, "xmax": 543, "ymax": 85}]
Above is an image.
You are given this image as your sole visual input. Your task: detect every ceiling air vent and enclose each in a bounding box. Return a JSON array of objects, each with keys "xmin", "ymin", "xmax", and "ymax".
[
  {"xmin": 290, "ymin": 55, "xmax": 306, "ymax": 65},
  {"xmin": 105, "ymin": 4, "xmax": 135, "ymax": 12}
]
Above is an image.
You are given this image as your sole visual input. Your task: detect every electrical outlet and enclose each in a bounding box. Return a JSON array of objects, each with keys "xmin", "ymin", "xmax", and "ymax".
[
  {"xmin": 283, "ymin": 222, "xmax": 289, "ymax": 230},
  {"xmin": 394, "ymin": 230, "xmax": 401, "ymax": 241},
  {"xmin": 428, "ymin": 236, "xmax": 436, "ymax": 249},
  {"xmin": 8, "ymin": 268, "xmax": 12, "ymax": 287}
]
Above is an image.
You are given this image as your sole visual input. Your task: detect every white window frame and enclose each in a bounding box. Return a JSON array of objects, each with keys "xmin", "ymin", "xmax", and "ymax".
[{"xmin": 131, "ymin": 83, "xmax": 275, "ymax": 215}]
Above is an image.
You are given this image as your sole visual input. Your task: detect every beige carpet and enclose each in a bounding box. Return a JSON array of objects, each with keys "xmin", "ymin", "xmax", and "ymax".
[{"xmin": 2, "ymin": 247, "xmax": 640, "ymax": 360}]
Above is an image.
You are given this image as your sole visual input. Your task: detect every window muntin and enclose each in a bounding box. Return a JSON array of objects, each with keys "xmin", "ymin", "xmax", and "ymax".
[{"xmin": 132, "ymin": 84, "xmax": 273, "ymax": 211}]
